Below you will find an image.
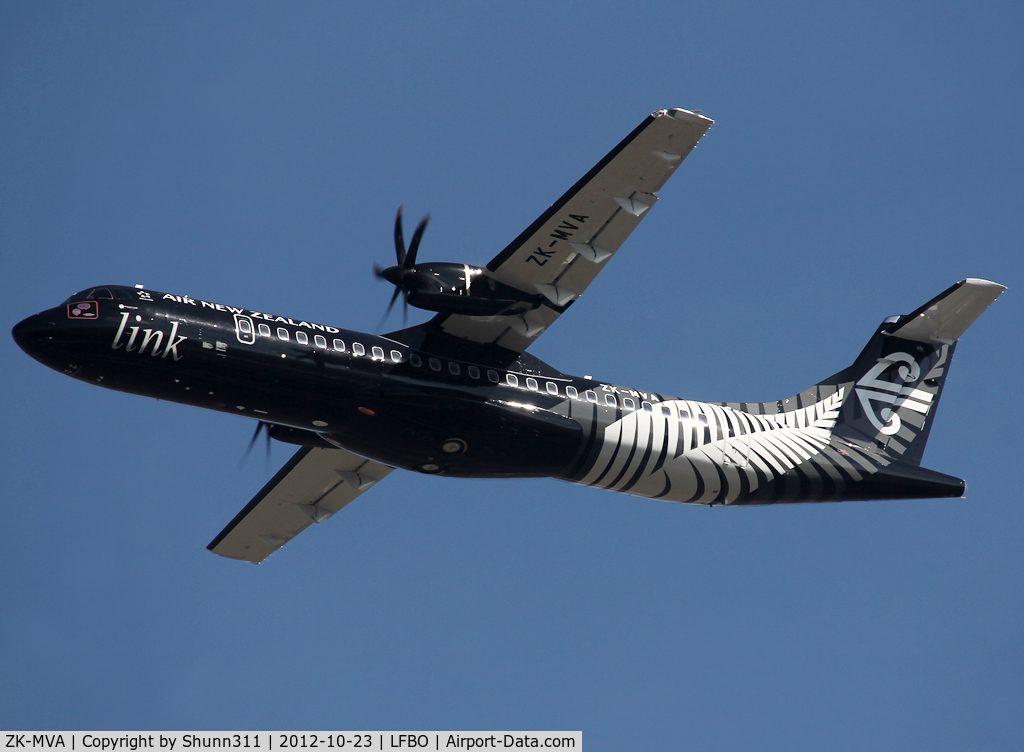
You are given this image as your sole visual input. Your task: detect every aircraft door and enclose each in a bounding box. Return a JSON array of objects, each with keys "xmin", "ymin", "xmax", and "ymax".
[{"xmin": 234, "ymin": 314, "xmax": 257, "ymax": 345}]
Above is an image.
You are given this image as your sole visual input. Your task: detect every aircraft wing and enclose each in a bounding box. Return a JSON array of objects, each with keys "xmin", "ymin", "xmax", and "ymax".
[
  {"xmin": 432, "ymin": 108, "xmax": 713, "ymax": 352},
  {"xmin": 208, "ymin": 446, "xmax": 392, "ymax": 564}
]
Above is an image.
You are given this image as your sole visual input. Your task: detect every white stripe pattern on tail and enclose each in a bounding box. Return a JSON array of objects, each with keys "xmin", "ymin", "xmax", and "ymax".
[{"xmin": 579, "ymin": 388, "xmax": 846, "ymax": 504}]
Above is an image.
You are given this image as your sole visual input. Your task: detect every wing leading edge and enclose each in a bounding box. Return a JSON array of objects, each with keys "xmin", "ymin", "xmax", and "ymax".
[
  {"xmin": 429, "ymin": 107, "xmax": 713, "ymax": 353},
  {"xmin": 208, "ymin": 446, "xmax": 393, "ymax": 564}
]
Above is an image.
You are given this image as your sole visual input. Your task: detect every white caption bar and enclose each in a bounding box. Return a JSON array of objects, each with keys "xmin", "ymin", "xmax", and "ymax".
[{"xmin": 2, "ymin": 733, "xmax": 582, "ymax": 752}]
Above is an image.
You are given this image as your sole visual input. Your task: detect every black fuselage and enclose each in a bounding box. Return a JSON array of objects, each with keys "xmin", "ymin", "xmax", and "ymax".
[
  {"xmin": 13, "ymin": 285, "xmax": 599, "ymax": 479},
  {"xmin": 14, "ymin": 284, "xmax": 969, "ymax": 505}
]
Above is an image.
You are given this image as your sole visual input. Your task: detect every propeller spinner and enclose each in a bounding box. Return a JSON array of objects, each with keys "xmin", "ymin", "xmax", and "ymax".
[{"xmin": 373, "ymin": 207, "xmax": 430, "ymax": 326}]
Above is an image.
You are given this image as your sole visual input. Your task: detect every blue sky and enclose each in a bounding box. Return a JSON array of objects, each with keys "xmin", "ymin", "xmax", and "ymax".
[{"xmin": 2, "ymin": 2, "xmax": 1021, "ymax": 748}]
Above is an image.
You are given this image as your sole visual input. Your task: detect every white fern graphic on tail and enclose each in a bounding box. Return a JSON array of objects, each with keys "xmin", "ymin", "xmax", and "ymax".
[
  {"xmin": 711, "ymin": 389, "xmax": 845, "ymax": 488},
  {"xmin": 581, "ymin": 389, "xmax": 846, "ymax": 504}
]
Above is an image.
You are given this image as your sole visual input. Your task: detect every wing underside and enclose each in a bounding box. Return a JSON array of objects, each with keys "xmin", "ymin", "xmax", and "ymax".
[
  {"xmin": 430, "ymin": 108, "xmax": 714, "ymax": 352},
  {"xmin": 208, "ymin": 446, "xmax": 393, "ymax": 564}
]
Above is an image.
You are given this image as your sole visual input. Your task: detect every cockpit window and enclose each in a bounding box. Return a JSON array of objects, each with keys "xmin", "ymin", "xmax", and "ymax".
[{"xmin": 62, "ymin": 287, "xmax": 132, "ymax": 304}]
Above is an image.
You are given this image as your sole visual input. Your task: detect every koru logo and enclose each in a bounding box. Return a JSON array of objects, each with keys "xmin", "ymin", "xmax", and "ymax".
[{"xmin": 854, "ymin": 352, "xmax": 933, "ymax": 436}]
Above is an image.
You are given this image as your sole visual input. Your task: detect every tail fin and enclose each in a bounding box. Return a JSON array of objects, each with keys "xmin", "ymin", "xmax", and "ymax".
[
  {"xmin": 818, "ymin": 278, "xmax": 1005, "ymax": 466},
  {"xmin": 711, "ymin": 279, "xmax": 1005, "ymax": 502}
]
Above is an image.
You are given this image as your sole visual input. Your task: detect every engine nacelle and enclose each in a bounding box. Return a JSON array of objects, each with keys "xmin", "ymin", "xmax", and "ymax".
[{"xmin": 382, "ymin": 262, "xmax": 541, "ymax": 316}]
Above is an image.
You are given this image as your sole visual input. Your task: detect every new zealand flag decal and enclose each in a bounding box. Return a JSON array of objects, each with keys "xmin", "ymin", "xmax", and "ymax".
[{"xmin": 68, "ymin": 301, "xmax": 98, "ymax": 319}]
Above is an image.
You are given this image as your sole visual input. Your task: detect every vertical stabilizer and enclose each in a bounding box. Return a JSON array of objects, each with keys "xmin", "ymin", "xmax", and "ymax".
[{"xmin": 827, "ymin": 279, "xmax": 1005, "ymax": 466}]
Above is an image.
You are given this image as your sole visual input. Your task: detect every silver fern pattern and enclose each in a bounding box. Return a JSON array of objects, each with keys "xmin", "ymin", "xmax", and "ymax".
[{"xmin": 578, "ymin": 390, "xmax": 847, "ymax": 504}]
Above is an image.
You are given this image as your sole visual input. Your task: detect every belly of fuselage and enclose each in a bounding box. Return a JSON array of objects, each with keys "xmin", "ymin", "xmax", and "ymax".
[{"xmin": 319, "ymin": 390, "xmax": 585, "ymax": 478}]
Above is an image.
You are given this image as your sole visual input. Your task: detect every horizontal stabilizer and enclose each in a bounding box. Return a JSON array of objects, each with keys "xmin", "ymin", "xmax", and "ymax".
[
  {"xmin": 889, "ymin": 278, "xmax": 1006, "ymax": 344},
  {"xmin": 208, "ymin": 446, "xmax": 393, "ymax": 564}
]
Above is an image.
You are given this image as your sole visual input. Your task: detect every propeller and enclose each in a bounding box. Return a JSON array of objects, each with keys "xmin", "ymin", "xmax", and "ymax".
[
  {"xmin": 239, "ymin": 420, "xmax": 272, "ymax": 469},
  {"xmin": 374, "ymin": 206, "xmax": 430, "ymax": 327}
]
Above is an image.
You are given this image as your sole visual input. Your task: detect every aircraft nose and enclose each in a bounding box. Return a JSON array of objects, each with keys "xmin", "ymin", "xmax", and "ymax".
[{"xmin": 12, "ymin": 311, "xmax": 58, "ymax": 359}]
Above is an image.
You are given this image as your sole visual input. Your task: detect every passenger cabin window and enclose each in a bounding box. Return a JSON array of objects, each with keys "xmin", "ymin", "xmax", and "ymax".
[
  {"xmin": 642, "ymin": 402, "xmax": 653, "ymax": 413},
  {"xmin": 295, "ymin": 332, "xmax": 309, "ymax": 345},
  {"xmin": 468, "ymin": 366, "xmax": 480, "ymax": 379},
  {"xmin": 506, "ymin": 374, "xmax": 519, "ymax": 387},
  {"xmin": 586, "ymin": 390, "xmax": 598, "ymax": 403},
  {"xmin": 372, "ymin": 346, "xmax": 385, "ymax": 361},
  {"xmin": 353, "ymin": 343, "xmax": 365, "ymax": 356},
  {"xmin": 487, "ymin": 370, "xmax": 499, "ymax": 383},
  {"xmin": 314, "ymin": 335, "xmax": 327, "ymax": 349},
  {"xmin": 605, "ymin": 394, "xmax": 617, "ymax": 407},
  {"xmin": 390, "ymin": 350, "xmax": 403, "ymax": 363},
  {"xmin": 566, "ymin": 386, "xmax": 578, "ymax": 399},
  {"xmin": 333, "ymin": 339, "xmax": 346, "ymax": 352},
  {"xmin": 410, "ymin": 353, "xmax": 422, "ymax": 367},
  {"xmin": 257, "ymin": 324, "xmax": 271, "ymax": 337},
  {"xmin": 277, "ymin": 327, "xmax": 289, "ymax": 341},
  {"xmin": 429, "ymin": 358, "xmax": 441, "ymax": 371},
  {"xmin": 526, "ymin": 377, "xmax": 538, "ymax": 391},
  {"xmin": 661, "ymin": 405, "xmax": 672, "ymax": 417},
  {"xmin": 623, "ymin": 398, "xmax": 636, "ymax": 411},
  {"xmin": 546, "ymin": 382, "xmax": 558, "ymax": 396},
  {"xmin": 449, "ymin": 362, "xmax": 460, "ymax": 375}
]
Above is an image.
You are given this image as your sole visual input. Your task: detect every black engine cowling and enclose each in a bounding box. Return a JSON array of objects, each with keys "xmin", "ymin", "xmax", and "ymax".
[{"xmin": 385, "ymin": 262, "xmax": 539, "ymax": 316}]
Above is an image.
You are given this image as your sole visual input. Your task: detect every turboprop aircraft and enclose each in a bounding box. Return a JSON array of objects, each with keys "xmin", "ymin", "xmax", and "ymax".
[{"xmin": 12, "ymin": 108, "xmax": 1006, "ymax": 564}]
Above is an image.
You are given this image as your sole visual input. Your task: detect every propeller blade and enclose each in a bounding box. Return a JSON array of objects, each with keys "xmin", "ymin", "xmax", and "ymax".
[
  {"xmin": 240, "ymin": 421, "xmax": 268, "ymax": 469},
  {"xmin": 385, "ymin": 286, "xmax": 402, "ymax": 317},
  {"xmin": 378, "ymin": 207, "xmax": 429, "ymax": 327},
  {"xmin": 405, "ymin": 213, "xmax": 430, "ymax": 268},
  {"xmin": 376, "ymin": 286, "xmax": 403, "ymax": 331},
  {"xmin": 393, "ymin": 206, "xmax": 406, "ymax": 267}
]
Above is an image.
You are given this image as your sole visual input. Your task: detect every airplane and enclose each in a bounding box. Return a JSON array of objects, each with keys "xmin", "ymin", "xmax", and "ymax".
[{"xmin": 12, "ymin": 107, "xmax": 1007, "ymax": 564}]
